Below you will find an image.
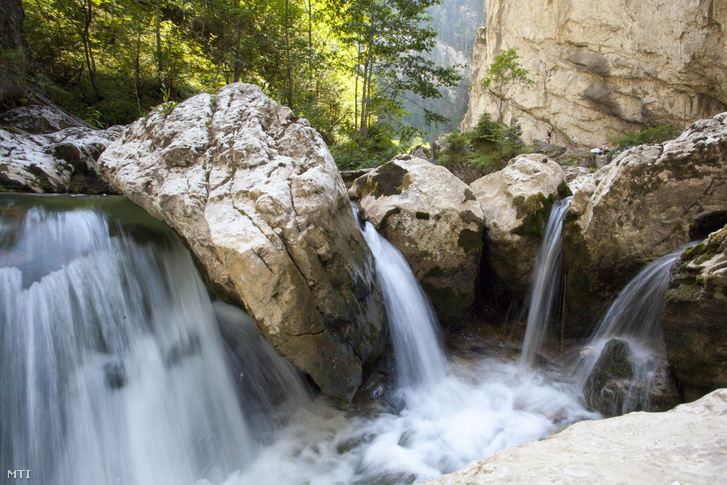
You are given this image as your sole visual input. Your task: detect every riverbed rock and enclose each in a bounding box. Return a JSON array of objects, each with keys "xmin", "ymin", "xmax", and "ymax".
[
  {"xmin": 97, "ymin": 83, "xmax": 386, "ymax": 400},
  {"xmin": 349, "ymin": 155, "xmax": 485, "ymax": 321},
  {"xmin": 581, "ymin": 338, "xmax": 679, "ymax": 417},
  {"xmin": 470, "ymin": 153, "xmax": 569, "ymax": 298},
  {"xmin": 463, "ymin": 1, "xmax": 727, "ymax": 148},
  {"xmin": 562, "ymin": 113, "xmax": 727, "ymax": 336},
  {"xmin": 0, "ymin": 125, "xmax": 123, "ymax": 193},
  {"xmin": 663, "ymin": 224, "xmax": 727, "ymax": 402},
  {"xmin": 0, "ymin": 104, "xmax": 92, "ymax": 135},
  {"xmin": 425, "ymin": 388, "xmax": 727, "ymax": 485}
]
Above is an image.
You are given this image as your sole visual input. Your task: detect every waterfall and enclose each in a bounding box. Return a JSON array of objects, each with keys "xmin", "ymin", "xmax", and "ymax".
[
  {"xmin": 2, "ymin": 194, "xmax": 596, "ymax": 485},
  {"xmin": 361, "ymin": 220, "xmax": 448, "ymax": 391},
  {"xmin": 0, "ymin": 195, "xmax": 307, "ymax": 485},
  {"xmin": 519, "ymin": 197, "xmax": 572, "ymax": 370},
  {"xmin": 573, "ymin": 248, "xmax": 684, "ymax": 414}
]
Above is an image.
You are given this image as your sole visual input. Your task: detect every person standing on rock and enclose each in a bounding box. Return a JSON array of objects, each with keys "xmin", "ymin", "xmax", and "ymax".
[
  {"xmin": 572, "ymin": 136, "xmax": 578, "ymax": 149},
  {"xmin": 547, "ymin": 131, "xmax": 552, "ymax": 144}
]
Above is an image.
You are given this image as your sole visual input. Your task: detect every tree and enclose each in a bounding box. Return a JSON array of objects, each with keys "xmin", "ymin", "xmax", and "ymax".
[
  {"xmin": 481, "ymin": 47, "xmax": 533, "ymax": 123},
  {"xmin": 327, "ymin": 0, "xmax": 459, "ymax": 143}
]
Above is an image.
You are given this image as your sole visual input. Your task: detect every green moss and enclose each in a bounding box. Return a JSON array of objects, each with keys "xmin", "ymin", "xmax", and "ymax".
[
  {"xmin": 682, "ymin": 242, "xmax": 707, "ymax": 261},
  {"xmin": 420, "ymin": 282, "xmax": 472, "ymax": 322},
  {"xmin": 557, "ymin": 181, "xmax": 572, "ymax": 198},
  {"xmin": 376, "ymin": 207, "xmax": 401, "ymax": 232},
  {"xmin": 425, "ymin": 265, "xmax": 444, "ymax": 278},
  {"xmin": 457, "ymin": 228, "xmax": 483, "ymax": 253},
  {"xmin": 368, "ymin": 162, "xmax": 408, "ymax": 199},
  {"xmin": 513, "ymin": 193, "xmax": 554, "ymax": 238},
  {"xmin": 415, "ymin": 211, "xmax": 430, "ymax": 220}
]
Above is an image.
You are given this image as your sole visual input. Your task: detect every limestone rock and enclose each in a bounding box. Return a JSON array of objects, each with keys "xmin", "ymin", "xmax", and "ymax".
[
  {"xmin": 349, "ymin": 155, "xmax": 485, "ymax": 321},
  {"xmin": 470, "ymin": 153, "xmax": 569, "ymax": 297},
  {"xmin": 0, "ymin": 125, "xmax": 122, "ymax": 193},
  {"xmin": 463, "ymin": 0, "xmax": 727, "ymax": 148},
  {"xmin": 563, "ymin": 113, "xmax": 727, "ymax": 335},
  {"xmin": 98, "ymin": 83, "xmax": 386, "ymax": 400},
  {"xmin": 425, "ymin": 388, "xmax": 727, "ymax": 485},
  {"xmin": 663, "ymin": 224, "xmax": 727, "ymax": 402}
]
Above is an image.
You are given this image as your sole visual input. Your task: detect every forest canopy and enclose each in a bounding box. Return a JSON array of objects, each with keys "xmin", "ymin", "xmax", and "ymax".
[{"xmin": 17, "ymin": 0, "xmax": 459, "ymax": 167}]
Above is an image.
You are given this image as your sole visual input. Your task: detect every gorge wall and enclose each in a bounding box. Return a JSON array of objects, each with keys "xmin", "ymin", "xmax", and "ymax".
[{"xmin": 462, "ymin": 0, "xmax": 727, "ymax": 147}]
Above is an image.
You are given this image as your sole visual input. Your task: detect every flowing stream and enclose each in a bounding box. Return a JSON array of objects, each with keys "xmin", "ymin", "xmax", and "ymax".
[
  {"xmin": 1, "ymin": 195, "xmax": 596, "ymax": 485},
  {"xmin": 519, "ymin": 197, "xmax": 571, "ymax": 370}
]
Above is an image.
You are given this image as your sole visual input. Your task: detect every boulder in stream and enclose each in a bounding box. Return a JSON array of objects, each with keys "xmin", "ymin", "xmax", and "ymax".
[
  {"xmin": 563, "ymin": 112, "xmax": 727, "ymax": 336},
  {"xmin": 581, "ymin": 338, "xmax": 678, "ymax": 417},
  {"xmin": 349, "ymin": 155, "xmax": 485, "ymax": 321},
  {"xmin": 470, "ymin": 153, "xmax": 570, "ymax": 299},
  {"xmin": 0, "ymin": 123, "xmax": 123, "ymax": 194},
  {"xmin": 98, "ymin": 83, "xmax": 386, "ymax": 400}
]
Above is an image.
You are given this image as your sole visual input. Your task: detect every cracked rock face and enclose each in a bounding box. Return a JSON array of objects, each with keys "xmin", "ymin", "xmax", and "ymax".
[
  {"xmin": 563, "ymin": 112, "xmax": 727, "ymax": 336},
  {"xmin": 463, "ymin": 0, "xmax": 727, "ymax": 147},
  {"xmin": 0, "ymin": 125, "xmax": 123, "ymax": 193},
  {"xmin": 470, "ymin": 153, "xmax": 568, "ymax": 298},
  {"xmin": 98, "ymin": 83, "xmax": 386, "ymax": 400},
  {"xmin": 349, "ymin": 155, "xmax": 485, "ymax": 321}
]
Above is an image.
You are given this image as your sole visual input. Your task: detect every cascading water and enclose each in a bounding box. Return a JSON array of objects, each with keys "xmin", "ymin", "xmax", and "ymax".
[
  {"xmin": 0, "ymin": 195, "xmax": 307, "ymax": 485},
  {"xmin": 2, "ymin": 195, "xmax": 597, "ymax": 485},
  {"xmin": 360, "ymin": 220, "xmax": 448, "ymax": 392},
  {"xmin": 573, "ymin": 248, "xmax": 686, "ymax": 415},
  {"xmin": 519, "ymin": 197, "xmax": 572, "ymax": 370}
]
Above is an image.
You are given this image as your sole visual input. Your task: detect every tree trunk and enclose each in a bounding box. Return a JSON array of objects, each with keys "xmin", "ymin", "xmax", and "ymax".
[
  {"xmin": 82, "ymin": 0, "xmax": 101, "ymax": 99},
  {"xmin": 155, "ymin": 0, "xmax": 163, "ymax": 87},
  {"xmin": 233, "ymin": 0, "xmax": 241, "ymax": 82},
  {"xmin": 0, "ymin": 0, "xmax": 30, "ymax": 102},
  {"xmin": 285, "ymin": 0, "xmax": 292, "ymax": 107}
]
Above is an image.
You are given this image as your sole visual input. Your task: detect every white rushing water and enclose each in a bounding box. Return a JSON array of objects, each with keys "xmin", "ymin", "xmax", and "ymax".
[
  {"xmin": 222, "ymin": 213, "xmax": 595, "ymax": 485},
  {"xmin": 1, "ymin": 196, "xmax": 597, "ymax": 485},
  {"xmin": 519, "ymin": 197, "xmax": 572, "ymax": 370},
  {"xmin": 0, "ymin": 196, "xmax": 306, "ymax": 485},
  {"xmin": 361, "ymin": 220, "xmax": 448, "ymax": 392}
]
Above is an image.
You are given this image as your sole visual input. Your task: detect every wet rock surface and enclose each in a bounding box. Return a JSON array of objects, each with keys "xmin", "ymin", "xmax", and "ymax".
[
  {"xmin": 470, "ymin": 153, "xmax": 569, "ymax": 299},
  {"xmin": 663, "ymin": 224, "xmax": 727, "ymax": 402},
  {"xmin": 0, "ymin": 123, "xmax": 123, "ymax": 194}
]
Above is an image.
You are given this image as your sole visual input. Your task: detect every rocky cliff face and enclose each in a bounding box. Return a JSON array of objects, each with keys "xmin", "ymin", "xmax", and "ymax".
[{"xmin": 463, "ymin": 0, "xmax": 727, "ymax": 147}]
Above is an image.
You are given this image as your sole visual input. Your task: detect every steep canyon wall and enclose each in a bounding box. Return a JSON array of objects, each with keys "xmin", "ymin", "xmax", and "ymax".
[{"xmin": 463, "ymin": 0, "xmax": 727, "ymax": 147}]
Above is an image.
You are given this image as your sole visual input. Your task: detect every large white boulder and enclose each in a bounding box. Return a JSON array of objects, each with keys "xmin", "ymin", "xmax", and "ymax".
[{"xmin": 98, "ymin": 83, "xmax": 386, "ymax": 400}]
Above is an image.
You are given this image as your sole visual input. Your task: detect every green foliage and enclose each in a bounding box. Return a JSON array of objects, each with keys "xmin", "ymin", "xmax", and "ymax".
[
  {"xmin": 20, "ymin": 0, "xmax": 457, "ymax": 169},
  {"xmin": 438, "ymin": 112, "xmax": 530, "ymax": 171},
  {"xmin": 607, "ymin": 124, "xmax": 678, "ymax": 150},
  {"xmin": 481, "ymin": 47, "xmax": 534, "ymax": 122}
]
